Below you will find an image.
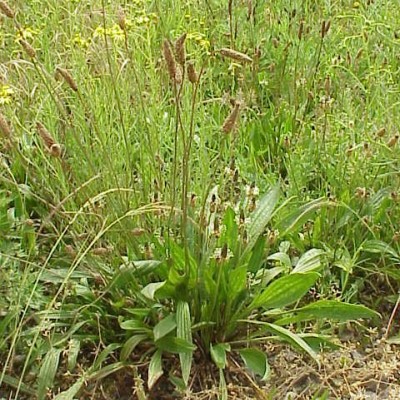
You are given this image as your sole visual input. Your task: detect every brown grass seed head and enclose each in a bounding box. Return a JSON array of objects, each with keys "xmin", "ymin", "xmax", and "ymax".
[
  {"xmin": 219, "ymin": 48, "xmax": 253, "ymax": 63},
  {"xmin": 222, "ymin": 102, "xmax": 241, "ymax": 134},
  {"xmin": 187, "ymin": 62, "xmax": 197, "ymax": 84},
  {"xmin": 163, "ymin": 39, "xmax": 177, "ymax": 82},
  {"xmin": 175, "ymin": 33, "xmax": 187, "ymax": 66},
  {"xmin": 387, "ymin": 134, "xmax": 399, "ymax": 148},
  {"xmin": 117, "ymin": 7, "xmax": 127, "ymax": 31},
  {"xmin": 36, "ymin": 122, "xmax": 61, "ymax": 157},
  {"xmin": 0, "ymin": 1, "xmax": 14, "ymax": 18},
  {"xmin": 56, "ymin": 67, "xmax": 78, "ymax": 92},
  {"xmin": 19, "ymin": 39, "xmax": 36, "ymax": 58},
  {"xmin": 0, "ymin": 112, "xmax": 12, "ymax": 138}
]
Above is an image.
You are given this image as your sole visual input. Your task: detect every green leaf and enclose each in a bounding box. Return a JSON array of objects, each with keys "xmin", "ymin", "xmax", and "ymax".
[
  {"xmin": 92, "ymin": 343, "xmax": 121, "ymax": 370},
  {"xmin": 290, "ymin": 300, "xmax": 380, "ymax": 321},
  {"xmin": 120, "ymin": 319, "xmax": 150, "ymax": 332},
  {"xmin": 88, "ymin": 362, "xmax": 126, "ymax": 381},
  {"xmin": 153, "ymin": 314, "xmax": 176, "ymax": 341},
  {"xmin": 267, "ymin": 252, "xmax": 292, "ymax": 269},
  {"xmin": 0, "ymin": 374, "xmax": 36, "ymax": 396},
  {"xmin": 155, "ymin": 336, "xmax": 196, "ymax": 354},
  {"xmin": 386, "ymin": 335, "xmax": 400, "ymax": 345},
  {"xmin": 361, "ymin": 240, "xmax": 399, "ymax": 260},
  {"xmin": 238, "ymin": 348, "xmax": 270, "ymax": 381},
  {"xmin": 37, "ymin": 348, "xmax": 62, "ymax": 400},
  {"xmin": 210, "ymin": 343, "xmax": 230, "ymax": 369},
  {"xmin": 120, "ymin": 334, "xmax": 148, "ymax": 361},
  {"xmin": 148, "ymin": 349, "xmax": 163, "ymax": 390},
  {"xmin": 262, "ymin": 323, "xmax": 319, "ymax": 363},
  {"xmin": 53, "ymin": 377, "xmax": 85, "ymax": 400},
  {"xmin": 249, "ymin": 272, "xmax": 319, "ymax": 310},
  {"xmin": 67, "ymin": 339, "xmax": 80, "ymax": 372},
  {"xmin": 141, "ymin": 281, "xmax": 166, "ymax": 300},
  {"xmin": 228, "ymin": 266, "xmax": 247, "ymax": 300},
  {"xmin": 277, "ymin": 198, "xmax": 331, "ymax": 236},
  {"xmin": 292, "ymin": 249, "xmax": 325, "ymax": 273},
  {"xmin": 176, "ymin": 301, "xmax": 193, "ymax": 386},
  {"xmin": 241, "ymin": 185, "xmax": 280, "ymax": 261}
]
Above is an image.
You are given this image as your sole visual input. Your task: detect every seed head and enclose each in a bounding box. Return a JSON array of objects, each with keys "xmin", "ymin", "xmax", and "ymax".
[
  {"xmin": 219, "ymin": 48, "xmax": 253, "ymax": 63},
  {"xmin": 36, "ymin": 122, "xmax": 61, "ymax": 157},
  {"xmin": 117, "ymin": 7, "xmax": 127, "ymax": 31},
  {"xmin": 19, "ymin": 39, "xmax": 36, "ymax": 58},
  {"xmin": 0, "ymin": 112, "xmax": 12, "ymax": 138},
  {"xmin": 187, "ymin": 62, "xmax": 197, "ymax": 84},
  {"xmin": 222, "ymin": 102, "xmax": 241, "ymax": 134},
  {"xmin": 387, "ymin": 134, "xmax": 399, "ymax": 148},
  {"xmin": 376, "ymin": 127, "xmax": 386, "ymax": 137},
  {"xmin": 298, "ymin": 20, "xmax": 304, "ymax": 40},
  {"xmin": 175, "ymin": 33, "xmax": 187, "ymax": 66},
  {"xmin": 0, "ymin": 1, "xmax": 14, "ymax": 19},
  {"xmin": 56, "ymin": 67, "xmax": 78, "ymax": 92},
  {"xmin": 163, "ymin": 39, "xmax": 177, "ymax": 82}
]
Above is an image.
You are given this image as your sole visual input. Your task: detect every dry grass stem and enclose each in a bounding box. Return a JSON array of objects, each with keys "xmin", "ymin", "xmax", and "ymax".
[
  {"xmin": 56, "ymin": 67, "xmax": 78, "ymax": 92},
  {"xmin": 219, "ymin": 48, "xmax": 253, "ymax": 63},
  {"xmin": 0, "ymin": 0, "xmax": 14, "ymax": 18},
  {"xmin": 187, "ymin": 62, "xmax": 197, "ymax": 84},
  {"xmin": 175, "ymin": 33, "xmax": 187, "ymax": 66},
  {"xmin": 163, "ymin": 39, "xmax": 177, "ymax": 82},
  {"xmin": 19, "ymin": 39, "xmax": 36, "ymax": 58},
  {"xmin": 0, "ymin": 112, "xmax": 12, "ymax": 138},
  {"xmin": 222, "ymin": 102, "xmax": 241, "ymax": 134}
]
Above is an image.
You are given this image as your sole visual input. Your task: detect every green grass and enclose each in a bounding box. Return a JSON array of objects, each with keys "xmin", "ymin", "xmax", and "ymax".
[{"xmin": 1, "ymin": 0, "xmax": 400, "ymax": 398}]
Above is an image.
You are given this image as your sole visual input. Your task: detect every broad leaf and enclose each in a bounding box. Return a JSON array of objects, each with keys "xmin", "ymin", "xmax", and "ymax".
[
  {"xmin": 53, "ymin": 377, "xmax": 85, "ymax": 400},
  {"xmin": 141, "ymin": 281, "xmax": 166, "ymax": 300},
  {"xmin": 289, "ymin": 300, "xmax": 380, "ymax": 321},
  {"xmin": 176, "ymin": 301, "xmax": 193, "ymax": 386},
  {"xmin": 238, "ymin": 348, "xmax": 270, "ymax": 380},
  {"xmin": 120, "ymin": 334, "xmax": 148, "ymax": 361},
  {"xmin": 67, "ymin": 339, "xmax": 80, "ymax": 372},
  {"xmin": 37, "ymin": 348, "xmax": 62, "ymax": 400},
  {"xmin": 292, "ymin": 249, "xmax": 325, "ymax": 273},
  {"xmin": 155, "ymin": 336, "xmax": 196, "ymax": 354},
  {"xmin": 249, "ymin": 272, "xmax": 319, "ymax": 310},
  {"xmin": 153, "ymin": 314, "xmax": 176, "ymax": 341},
  {"xmin": 241, "ymin": 185, "xmax": 279, "ymax": 261},
  {"xmin": 210, "ymin": 343, "xmax": 230, "ymax": 369},
  {"xmin": 361, "ymin": 240, "xmax": 399, "ymax": 260},
  {"xmin": 148, "ymin": 350, "xmax": 163, "ymax": 390}
]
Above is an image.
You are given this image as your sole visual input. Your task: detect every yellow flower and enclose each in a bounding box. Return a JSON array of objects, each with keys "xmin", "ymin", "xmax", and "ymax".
[
  {"xmin": 72, "ymin": 33, "xmax": 89, "ymax": 49},
  {"xmin": 0, "ymin": 85, "xmax": 14, "ymax": 105}
]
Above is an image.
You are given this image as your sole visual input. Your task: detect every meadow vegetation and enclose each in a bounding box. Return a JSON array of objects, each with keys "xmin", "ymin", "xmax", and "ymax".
[{"xmin": 0, "ymin": 0, "xmax": 400, "ymax": 398}]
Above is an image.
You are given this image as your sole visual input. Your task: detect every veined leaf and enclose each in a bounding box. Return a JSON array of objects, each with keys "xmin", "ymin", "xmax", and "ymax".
[
  {"xmin": 262, "ymin": 323, "xmax": 319, "ymax": 363},
  {"xmin": 37, "ymin": 348, "xmax": 62, "ymax": 400},
  {"xmin": 292, "ymin": 249, "xmax": 325, "ymax": 273},
  {"xmin": 249, "ymin": 272, "xmax": 319, "ymax": 310},
  {"xmin": 120, "ymin": 334, "xmax": 148, "ymax": 361},
  {"xmin": 267, "ymin": 252, "xmax": 292, "ymax": 269},
  {"xmin": 361, "ymin": 240, "xmax": 399, "ymax": 260},
  {"xmin": 148, "ymin": 349, "xmax": 163, "ymax": 390},
  {"xmin": 238, "ymin": 348, "xmax": 270, "ymax": 381},
  {"xmin": 176, "ymin": 301, "xmax": 193, "ymax": 386},
  {"xmin": 287, "ymin": 300, "xmax": 380, "ymax": 322},
  {"xmin": 67, "ymin": 339, "xmax": 80, "ymax": 372},
  {"xmin": 153, "ymin": 314, "xmax": 176, "ymax": 341},
  {"xmin": 141, "ymin": 281, "xmax": 166, "ymax": 300},
  {"xmin": 277, "ymin": 198, "xmax": 332, "ymax": 236},
  {"xmin": 53, "ymin": 377, "xmax": 85, "ymax": 400},
  {"xmin": 210, "ymin": 343, "xmax": 230, "ymax": 369},
  {"xmin": 155, "ymin": 336, "xmax": 196, "ymax": 354},
  {"xmin": 241, "ymin": 185, "xmax": 279, "ymax": 261}
]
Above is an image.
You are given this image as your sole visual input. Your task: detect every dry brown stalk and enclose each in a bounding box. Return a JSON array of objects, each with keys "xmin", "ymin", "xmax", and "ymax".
[
  {"xmin": 220, "ymin": 48, "xmax": 253, "ymax": 63},
  {"xmin": 163, "ymin": 39, "xmax": 177, "ymax": 82},
  {"xmin": 175, "ymin": 33, "xmax": 187, "ymax": 66},
  {"xmin": 187, "ymin": 62, "xmax": 197, "ymax": 84},
  {"xmin": 222, "ymin": 102, "xmax": 241, "ymax": 134},
  {"xmin": 0, "ymin": 112, "xmax": 12, "ymax": 138},
  {"xmin": 0, "ymin": 1, "xmax": 14, "ymax": 18},
  {"xmin": 19, "ymin": 39, "xmax": 36, "ymax": 58},
  {"xmin": 56, "ymin": 67, "xmax": 78, "ymax": 92}
]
